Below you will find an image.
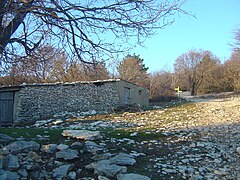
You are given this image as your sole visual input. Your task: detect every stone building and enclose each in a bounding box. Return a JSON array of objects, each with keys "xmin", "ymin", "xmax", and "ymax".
[{"xmin": 0, "ymin": 79, "xmax": 149, "ymax": 125}]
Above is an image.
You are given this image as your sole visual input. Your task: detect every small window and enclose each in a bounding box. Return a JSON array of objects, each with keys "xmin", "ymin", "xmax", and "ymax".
[{"xmin": 139, "ymin": 90, "xmax": 142, "ymax": 96}]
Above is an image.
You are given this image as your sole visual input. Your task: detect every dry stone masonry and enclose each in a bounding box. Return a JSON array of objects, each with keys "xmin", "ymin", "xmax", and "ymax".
[{"xmin": 15, "ymin": 82, "xmax": 120, "ymax": 122}]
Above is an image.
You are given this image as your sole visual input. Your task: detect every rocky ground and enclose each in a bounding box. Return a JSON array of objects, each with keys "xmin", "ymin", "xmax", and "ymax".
[{"xmin": 1, "ymin": 93, "xmax": 240, "ymax": 179}]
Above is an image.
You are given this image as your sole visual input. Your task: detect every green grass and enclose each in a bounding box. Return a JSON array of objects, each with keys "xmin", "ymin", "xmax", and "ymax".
[{"xmin": 0, "ymin": 127, "xmax": 63, "ymax": 144}]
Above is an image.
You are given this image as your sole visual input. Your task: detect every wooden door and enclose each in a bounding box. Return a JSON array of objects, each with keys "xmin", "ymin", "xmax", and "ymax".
[
  {"xmin": 0, "ymin": 92, "xmax": 14, "ymax": 126},
  {"xmin": 124, "ymin": 87, "xmax": 130, "ymax": 104}
]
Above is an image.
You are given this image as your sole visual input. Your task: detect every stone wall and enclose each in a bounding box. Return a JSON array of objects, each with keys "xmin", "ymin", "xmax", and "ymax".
[{"xmin": 15, "ymin": 82, "xmax": 120, "ymax": 122}]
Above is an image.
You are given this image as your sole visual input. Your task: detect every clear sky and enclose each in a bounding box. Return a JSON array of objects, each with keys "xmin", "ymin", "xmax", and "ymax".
[{"xmin": 129, "ymin": 0, "xmax": 240, "ymax": 72}]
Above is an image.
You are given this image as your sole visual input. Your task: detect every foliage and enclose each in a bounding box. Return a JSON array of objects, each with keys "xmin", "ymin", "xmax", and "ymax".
[{"xmin": 118, "ymin": 54, "xmax": 149, "ymax": 88}]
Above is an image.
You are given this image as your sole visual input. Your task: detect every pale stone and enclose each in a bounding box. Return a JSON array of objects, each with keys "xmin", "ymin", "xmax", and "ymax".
[
  {"xmin": 109, "ymin": 153, "xmax": 136, "ymax": 166},
  {"xmin": 0, "ymin": 134, "xmax": 14, "ymax": 143},
  {"xmin": 53, "ymin": 164, "xmax": 72, "ymax": 178},
  {"xmin": 57, "ymin": 144, "xmax": 69, "ymax": 151},
  {"xmin": 117, "ymin": 173, "xmax": 151, "ymax": 180},
  {"xmin": 98, "ymin": 175, "xmax": 110, "ymax": 180},
  {"xmin": 68, "ymin": 171, "xmax": 77, "ymax": 179},
  {"xmin": 62, "ymin": 130, "xmax": 102, "ymax": 140},
  {"xmin": 236, "ymin": 147, "xmax": 240, "ymax": 155},
  {"xmin": 3, "ymin": 154, "xmax": 20, "ymax": 171},
  {"xmin": 86, "ymin": 160, "xmax": 127, "ymax": 177},
  {"xmin": 0, "ymin": 170, "xmax": 20, "ymax": 180},
  {"xmin": 3, "ymin": 141, "xmax": 40, "ymax": 154},
  {"xmin": 41, "ymin": 144, "xmax": 58, "ymax": 154},
  {"xmin": 85, "ymin": 141, "xmax": 104, "ymax": 154},
  {"xmin": 56, "ymin": 149, "xmax": 79, "ymax": 160}
]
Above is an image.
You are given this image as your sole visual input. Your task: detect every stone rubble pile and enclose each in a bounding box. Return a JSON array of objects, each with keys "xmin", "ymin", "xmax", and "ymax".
[{"xmin": 0, "ymin": 131, "xmax": 149, "ymax": 180}]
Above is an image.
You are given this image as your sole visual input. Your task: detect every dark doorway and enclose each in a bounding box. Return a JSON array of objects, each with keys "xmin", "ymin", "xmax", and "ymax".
[
  {"xmin": 0, "ymin": 92, "xmax": 14, "ymax": 126},
  {"xmin": 124, "ymin": 87, "xmax": 130, "ymax": 104}
]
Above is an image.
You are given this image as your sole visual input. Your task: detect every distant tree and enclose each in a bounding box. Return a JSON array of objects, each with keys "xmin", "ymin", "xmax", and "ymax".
[
  {"xmin": 84, "ymin": 63, "xmax": 110, "ymax": 81},
  {"xmin": 223, "ymin": 50, "xmax": 240, "ymax": 92},
  {"xmin": 0, "ymin": 0, "xmax": 188, "ymax": 66},
  {"xmin": 198, "ymin": 60, "xmax": 224, "ymax": 93},
  {"xmin": 0, "ymin": 45, "xmax": 68, "ymax": 85},
  {"xmin": 220, "ymin": 27, "xmax": 240, "ymax": 92},
  {"xmin": 149, "ymin": 70, "xmax": 176, "ymax": 100},
  {"xmin": 10, "ymin": 45, "xmax": 67, "ymax": 84},
  {"xmin": 174, "ymin": 49, "xmax": 219, "ymax": 95},
  {"xmin": 118, "ymin": 54, "xmax": 149, "ymax": 87},
  {"xmin": 57, "ymin": 61, "xmax": 110, "ymax": 82}
]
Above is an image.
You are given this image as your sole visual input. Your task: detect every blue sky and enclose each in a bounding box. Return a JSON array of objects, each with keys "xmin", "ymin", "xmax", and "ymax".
[{"xmin": 129, "ymin": 0, "xmax": 240, "ymax": 72}]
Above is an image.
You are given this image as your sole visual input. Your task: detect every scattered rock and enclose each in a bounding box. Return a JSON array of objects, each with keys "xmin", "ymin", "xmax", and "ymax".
[
  {"xmin": 18, "ymin": 168, "xmax": 28, "ymax": 178},
  {"xmin": 41, "ymin": 144, "xmax": 58, "ymax": 154},
  {"xmin": 3, "ymin": 141, "xmax": 40, "ymax": 154},
  {"xmin": 85, "ymin": 141, "xmax": 105, "ymax": 154},
  {"xmin": 0, "ymin": 134, "xmax": 14, "ymax": 144},
  {"xmin": 0, "ymin": 170, "xmax": 20, "ymax": 180},
  {"xmin": 81, "ymin": 110, "xmax": 97, "ymax": 116},
  {"xmin": 98, "ymin": 175, "xmax": 110, "ymax": 180},
  {"xmin": 117, "ymin": 173, "xmax": 151, "ymax": 180},
  {"xmin": 57, "ymin": 144, "xmax": 69, "ymax": 151},
  {"xmin": 86, "ymin": 160, "xmax": 127, "ymax": 177},
  {"xmin": 68, "ymin": 171, "xmax": 77, "ymax": 179},
  {"xmin": 92, "ymin": 153, "xmax": 113, "ymax": 161},
  {"xmin": 62, "ymin": 130, "xmax": 102, "ymax": 140},
  {"xmin": 236, "ymin": 147, "xmax": 240, "ymax": 155},
  {"xmin": 56, "ymin": 149, "xmax": 79, "ymax": 160},
  {"xmin": 70, "ymin": 142, "xmax": 83, "ymax": 149},
  {"xmin": 26, "ymin": 151, "xmax": 42, "ymax": 163},
  {"xmin": 109, "ymin": 153, "xmax": 136, "ymax": 166},
  {"xmin": 0, "ymin": 158, "xmax": 3, "ymax": 169},
  {"xmin": 3, "ymin": 154, "xmax": 20, "ymax": 171},
  {"xmin": 52, "ymin": 119, "xmax": 64, "ymax": 125},
  {"xmin": 53, "ymin": 164, "xmax": 72, "ymax": 178}
]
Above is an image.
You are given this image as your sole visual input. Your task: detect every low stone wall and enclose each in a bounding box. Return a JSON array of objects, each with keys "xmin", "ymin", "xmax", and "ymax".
[{"xmin": 15, "ymin": 82, "xmax": 120, "ymax": 122}]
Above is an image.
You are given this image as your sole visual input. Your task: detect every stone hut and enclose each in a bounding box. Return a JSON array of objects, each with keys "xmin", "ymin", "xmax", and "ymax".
[{"xmin": 0, "ymin": 79, "xmax": 149, "ymax": 125}]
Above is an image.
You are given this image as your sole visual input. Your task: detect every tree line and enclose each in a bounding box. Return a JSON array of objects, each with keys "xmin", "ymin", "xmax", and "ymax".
[
  {"xmin": 1, "ymin": 25, "xmax": 239, "ymax": 101},
  {"xmin": 0, "ymin": 0, "xmax": 239, "ymax": 100}
]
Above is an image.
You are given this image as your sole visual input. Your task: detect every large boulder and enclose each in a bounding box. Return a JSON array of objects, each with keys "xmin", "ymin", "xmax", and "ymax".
[
  {"xmin": 2, "ymin": 141, "xmax": 40, "ymax": 154},
  {"xmin": 62, "ymin": 130, "xmax": 102, "ymax": 140}
]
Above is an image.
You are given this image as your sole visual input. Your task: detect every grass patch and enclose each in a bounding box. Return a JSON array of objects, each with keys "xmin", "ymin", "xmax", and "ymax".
[{"xmin": 0, "ymin": 127, "xmax": 63, "ymax": 144}]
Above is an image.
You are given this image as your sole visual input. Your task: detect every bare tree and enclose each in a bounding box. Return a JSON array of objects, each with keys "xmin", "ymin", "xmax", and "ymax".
[
  {"xmin": 231, "ymin": 27, "xmax": 240, "ymax": 51},
  {"xmin": 223, "ymin": 50, "xmax": 240, "ymax": 92},
  {"xmin": 149, "ymin": 70, "xmax": 175, "ymax": 100},
  {"xmin": 0, "ymin": 0, "xmax": 188, "ymax": 66},
  {"xmin": 174, "ymin": 49, "xmax": 218, "ymax": 95}
]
